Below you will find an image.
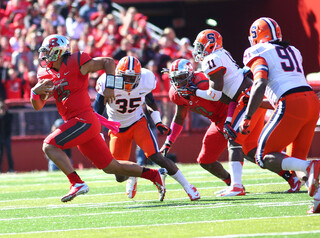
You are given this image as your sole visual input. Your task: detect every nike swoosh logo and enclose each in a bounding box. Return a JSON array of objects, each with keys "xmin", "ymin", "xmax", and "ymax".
[
  {"xmin": 64, "ymin": 72, "xmax": 70, "ymax": 75},
  {"xmin": 139, "ymin": 92, "xmax": 146, "ymax": 95},
  {"xmin": 292, "ymin": 183, "xmax": 299, "ymax": 191}
]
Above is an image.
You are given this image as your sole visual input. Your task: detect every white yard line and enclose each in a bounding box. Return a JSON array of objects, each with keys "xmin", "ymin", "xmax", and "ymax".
[
  {"xmin": 0, "ymin": 200, "xmax": 311, "ymax": 219},
  {"xmin": 0, "ymin": 215, "xmax": 319, "ymax": 236}
]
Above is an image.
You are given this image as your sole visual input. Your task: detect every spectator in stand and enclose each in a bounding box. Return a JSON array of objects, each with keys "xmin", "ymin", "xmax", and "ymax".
[
  {"xmin": 0, "ymin": 36, "xmax": 13, "ymax": 65},
  {"xmin": 159, "ymin": 35, "xmax": 178, "ymax": 60},
  {"xmin": 3, "ymin": 0, "xmax": 28, "ymax": 20},
  {"xmin": 9, "ymin": 28, "xmax": 22, "ymax": 52},
  {"xmin": 176, "ymin": 37, "xmax": 193, "ymax": 60},
  {"xmin": 66, "ymin": 8, "xmax": 86, "ymax": 40},
  {"xmin": 17, "ymin": 59, "xmax": 29, "ymax": 98},
  {"xmin": 113, "ymin": 38, "xmax": 132, "ymax": 62},
  {"xmin": 83, "ymin": 35, "xmax": 101, "ymax": 58},
  {"xmin": 163, "ymin": 27, "xmax": 179, "ymax": 51},
  {"xmin": 118, "ymin": 6, "xmax": 137, "ymax": 37},
  {"xmin": 37, "ymin": 17, "xmax": 56, "ymax": 39},
  {"xmin": 101, "ymin": 35, "xmax": 118, "ymax": 57},
  {"xmin": 0, "ymin": 18, "xmax": 14, "ymax": 38},
  {"xmin": 10, "ymin": 13, "xmax": 25, "ymax": 31},
  {"xmin": 11, "ymin": 37, "xmax": 34, "ymax": 71},
  {"xmin": 0, "ymin": 55, "xmax": 9, "ymax": 99},
  {"xmin": 24, "ymin": 3, "xmax": 42, "ymax": 29},
  {"xmin": 79, "ymin": 0, "xmax": 97, "ymax": 23},
  {"xmin": 0, "ymin": 100, "xmax": 14, "ymax": 173},
  {"xmin": 137, "ymin": 39, "xmax": 155, "ymax": 67},
  {"xmin": 44, "ymin": 3, "xmax": 65, "ymax": 28},
  {"xmin": 152, "ymin": 43, "xmax": 172, "ymax": 76},
  {"xmin": 55, "ymin": 0, "xmax": 74, "ymax": 20},
  {"xmin": 4, "ymin": 67, "xmax": 22, "ymax": 99},
  {"xmin": 89, "ymin": 2, "xmax": 108, "ymax": 27}
]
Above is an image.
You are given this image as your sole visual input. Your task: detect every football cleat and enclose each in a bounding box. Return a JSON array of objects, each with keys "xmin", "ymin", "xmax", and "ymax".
[
  {"xmin": 126, "ymin": 177, "xmax": 138, "ymax": 199},
  {"xmin": 287, "ymin": 175, "xmax": 302, "ymax": 193},
  {"xmin": 214, "ymin": 187, "xmax": 228, "ymax": 195},
  {"xmin": 184, "ymin": 184, "xmax": 200, "ymax": 201},
  {"xmin": 307, "ymin": 199, "xmax": 320, "ymax": 214},
  {"xmin": 306, "ymin": 160, "xmax": 320, "ymax": 197},
  {"xmin": 61, "ymin": 183, "xmax": 89, "ymax": 202},
  {"xmin": 153, "ymin": 168, "xmax": 167, "ymax": 201},
  {"xmin": 218, "ymin": 184, "xmax": 246, "ymax": 197}
]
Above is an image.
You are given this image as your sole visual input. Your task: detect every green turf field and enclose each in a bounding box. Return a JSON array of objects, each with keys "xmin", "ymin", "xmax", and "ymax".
[{"xmin": 0, "ymin": 162, "xmax": 319, "ymax": 237}]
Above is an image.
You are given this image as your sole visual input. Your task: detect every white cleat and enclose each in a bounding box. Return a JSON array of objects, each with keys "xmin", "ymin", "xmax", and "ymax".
[
  {"xmin": 185, "ymin": 184, "xmax": 200, "ymax": 201},
  {"xmin": 61, "ymin": 183, "xmax": 89, "ymax": 202},
  {"xmin": 218, "ymin": 184, "xmax": 245, "ymax": 197},
  {"xmin": 126, "ymin": 177, "xmax": 138, "ymax": 199}
]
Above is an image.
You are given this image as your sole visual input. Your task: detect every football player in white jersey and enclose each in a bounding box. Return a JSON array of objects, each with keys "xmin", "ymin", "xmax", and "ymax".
[
  {"xmin": 189, "ymin": 29, "xmax": 301, "ymax": 196},
  {"xmin": 94, "ymin": 56, "xmax": 200, "ymax": 201},
  {"xmin": 240, "ymin": 17, "xmax": 320, "ymax": 213}
]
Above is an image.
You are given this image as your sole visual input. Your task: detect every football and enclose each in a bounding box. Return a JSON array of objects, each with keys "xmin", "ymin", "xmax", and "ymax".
[{"xmin": 40, "ymin": 80, "xmax": 55, "ymax": 100}]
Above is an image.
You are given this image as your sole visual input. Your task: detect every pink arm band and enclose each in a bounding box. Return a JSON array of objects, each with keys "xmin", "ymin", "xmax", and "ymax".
[
  {"xmin": 226, "ymin": 101, "xmax": 237, "ymax": 122},
  {"xmin": 31, "ymin": 89, "xmax": 40, "ymax": 100},
  {"xmin": 167, "ymin": 122, "xmax": 183, "ymax": 143}
]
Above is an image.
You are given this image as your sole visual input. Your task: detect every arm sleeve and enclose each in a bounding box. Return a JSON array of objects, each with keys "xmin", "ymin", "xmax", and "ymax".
[
  {"xmin": 145, "ymin": 92, "xmax": 156, "ymax": 105},
  {"xmin": 93, "ymin": 93, "xmax": 105, "ymax": 115}
]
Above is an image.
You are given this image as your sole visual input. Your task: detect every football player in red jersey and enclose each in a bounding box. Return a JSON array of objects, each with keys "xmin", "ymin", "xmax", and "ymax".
[
  {"xmin": 31, "ymin": 34, "xmax": 167, "ymax": 202},
  {"xmin": 241, "ymin": 17, "xmax": 320, "ymax": 213},
  {"xmin": 160, "ymin": 59, "xmax": 232, "ymax": 190}
]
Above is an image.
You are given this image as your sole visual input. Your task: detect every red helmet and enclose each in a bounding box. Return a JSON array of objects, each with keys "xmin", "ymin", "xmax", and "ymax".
[
  {"xmin": 169, "ymin": 59, "xmax": 194, "ymax": 93},
  {"xmin": 116, "ymin": 56, "xmax": 141, "ymax": 92},
  {"xmin": 248, "ymin": 17, "xmax": 282, "ymax": 46},
  {"xmin": 192, "ymin": 29, "xmax": 223, "ymax": 62}
]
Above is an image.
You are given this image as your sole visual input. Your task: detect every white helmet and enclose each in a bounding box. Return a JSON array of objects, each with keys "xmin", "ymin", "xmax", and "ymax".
[{"xmin": 38, "ymin": 34, "xmax": 70, "ymax": 68}]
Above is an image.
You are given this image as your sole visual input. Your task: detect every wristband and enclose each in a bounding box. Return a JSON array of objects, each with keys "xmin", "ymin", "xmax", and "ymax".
[
  {"xmin": 31, "ymin": 89, "xmax": 40, "ymax": 100},
  {"xmin": 167, "ymin": 122, "xmax": 183, "ymax": 143},
  {"xmin": 150, "ymin": 111, "xmax": 162, "ymax": 125},
  {"xmin": 105, "ymin": 74, "xmax": 115, "ymax": 89},
  {"xmin": 195, "ymin": 88, "xmax": 222, "ymax": 101},
  {"xmin": 114, "ymin": 76, "xmax": 124, "ymax": 89}
]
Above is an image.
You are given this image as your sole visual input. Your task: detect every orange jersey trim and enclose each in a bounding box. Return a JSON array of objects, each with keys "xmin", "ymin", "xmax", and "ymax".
[
  {"xmin": 247, "ymin": 57, "xmax": 268, "ymax": 80},
  {"xmin": 207, "ymin": 66, "xmax": 226, "ymax": 76}
]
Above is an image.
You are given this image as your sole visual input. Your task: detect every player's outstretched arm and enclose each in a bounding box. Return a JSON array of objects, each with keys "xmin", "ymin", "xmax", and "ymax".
[{"xmin": 160, "ymin": 105, "xmax": 187, "ymax": 157}]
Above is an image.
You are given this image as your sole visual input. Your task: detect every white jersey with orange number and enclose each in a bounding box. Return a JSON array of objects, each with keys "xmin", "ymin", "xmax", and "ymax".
[
  {"xmin": 243, "ymin": 43, "xmax": 310, "ymax": 106},
  {"xmin": 96, "ymin": 68, "xmax": 156, "ymax": 128},
  {"xmin": 201, "ymin": 48, "xmax": 244, "ymax": 100}
]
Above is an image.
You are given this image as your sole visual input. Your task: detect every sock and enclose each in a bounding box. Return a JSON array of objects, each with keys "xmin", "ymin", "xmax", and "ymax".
[
  {"xmin": 278, "ymin": 170, "xmax": 292, "ymax": 181},
  {"xmin": 141, "ymin": 167, "xmax": 157, "ymax": 182},
  {"xmin": 222, "ymin": 174, "xmax": 231, "ymax": 186},
  {"xmin": 230, "ymin": 161, "xmax": 243, "ymax": 187},
  {"xmin": 171, "ymin": 170, "xmax": 190, "ymax": 189},
  {"xmin": 67, "ymin": 171, "xmax": 84, "ymax": 185},
  {"xmin": 281, "ymin": 157, "xmax": 310, "ymax": 173}
]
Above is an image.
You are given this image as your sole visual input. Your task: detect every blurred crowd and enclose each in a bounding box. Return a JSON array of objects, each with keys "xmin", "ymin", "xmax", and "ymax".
[{"xmin": 0, "ymin": 0, "xmax": 196, "ymax": 101}]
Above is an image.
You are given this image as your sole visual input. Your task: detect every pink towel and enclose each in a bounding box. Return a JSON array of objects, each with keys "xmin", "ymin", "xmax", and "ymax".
[{"xmin": 94, "ymin": 112, "xmax": 121, "ymax": 134}]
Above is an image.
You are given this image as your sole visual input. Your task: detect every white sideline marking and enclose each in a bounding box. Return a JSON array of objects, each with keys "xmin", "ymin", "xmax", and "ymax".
[
  {"xmin": 0, "ymin": 216, "xmax": 319, "ymax": 236},
  {"xmin": 0, "ymin": 181, "xmax": 302, "ymax": 202}
]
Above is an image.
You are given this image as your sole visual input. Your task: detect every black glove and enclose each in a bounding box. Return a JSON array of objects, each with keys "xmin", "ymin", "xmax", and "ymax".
[
  {"xmin": 156, "ymin": 122, "xmax": 172, "ymax": 135},
  {"xmin": 223, "ymin": 121, "xmax": 237, "ymax": 140},
  {"xmin": 178, "ymin": 82, "xmax": 198, "ymax": 99},
  {"xmin": 160, "ymin": 140, "xmax": 172, "ymax": 157}
]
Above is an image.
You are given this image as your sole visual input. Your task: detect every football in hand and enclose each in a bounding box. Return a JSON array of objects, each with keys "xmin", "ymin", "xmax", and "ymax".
[{"xmin": 40, "ymin": 80, "xmax": 55, "ymax": 100}]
